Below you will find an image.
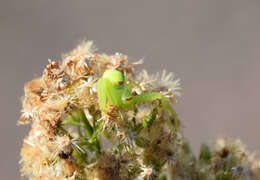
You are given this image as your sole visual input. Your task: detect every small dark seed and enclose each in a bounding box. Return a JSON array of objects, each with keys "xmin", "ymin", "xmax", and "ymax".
[{"xmin": 59, "ymin": 151, "xmax": 69, "ymax": 159}]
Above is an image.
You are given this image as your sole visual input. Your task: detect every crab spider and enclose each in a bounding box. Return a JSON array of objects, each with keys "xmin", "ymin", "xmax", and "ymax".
[{"xmin": 97, "ymin": 69, "xmax": 179, "ymax": 132}]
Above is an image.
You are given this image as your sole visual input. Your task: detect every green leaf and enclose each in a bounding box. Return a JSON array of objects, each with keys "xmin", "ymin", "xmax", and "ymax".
[
  {"xmin": 78, "ymin": 110, "xmax": 94, "ymax": 137},
  {"xmin": 199, "ymin": 143, "xmax": 211, "ymax": 162},
  {"xmin": 135, "ymin": 136, "xmax": 150, "ymax": 148},
  {"xmin": 182, "ymin": 140, "xmax": 192, "ymax": 155},
  {"xmin": 142, "ymin": 108, "xmax": 158, "ymax": 128}
]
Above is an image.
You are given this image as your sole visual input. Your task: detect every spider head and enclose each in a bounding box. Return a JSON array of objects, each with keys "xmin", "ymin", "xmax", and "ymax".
[{"xmin": 103, "ymin": 69, "xmax": 125, "ymax": 87}]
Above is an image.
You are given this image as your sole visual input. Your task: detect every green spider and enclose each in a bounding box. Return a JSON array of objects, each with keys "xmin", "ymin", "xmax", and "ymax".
[{"xmin": 97, "ymin": 69, "xmax": 179, "ymax": 132}]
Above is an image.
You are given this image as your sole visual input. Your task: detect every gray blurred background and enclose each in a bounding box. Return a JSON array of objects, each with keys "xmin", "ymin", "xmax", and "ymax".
[{"xmin": 1, "ymin": 0, "xmax": 260, "ymax": 179}]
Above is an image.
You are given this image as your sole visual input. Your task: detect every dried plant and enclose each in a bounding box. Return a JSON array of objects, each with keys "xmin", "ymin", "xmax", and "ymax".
[{"xmin": 18, "ymin": 41, "xmax": 260, "ymax": 180}]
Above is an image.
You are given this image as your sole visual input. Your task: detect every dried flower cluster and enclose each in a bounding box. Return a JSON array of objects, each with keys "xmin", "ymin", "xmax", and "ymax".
[{"xmin": 19, "ymin": 41, "xmax": 260, "ymax": 180}]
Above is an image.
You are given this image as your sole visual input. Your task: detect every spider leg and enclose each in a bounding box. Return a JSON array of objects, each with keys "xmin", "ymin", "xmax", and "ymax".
[{"xmin": 132, "ymin": 93, "xmax": 179, "ymax": 133}]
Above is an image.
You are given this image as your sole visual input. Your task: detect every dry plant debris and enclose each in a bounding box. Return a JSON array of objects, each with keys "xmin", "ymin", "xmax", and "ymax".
[{"xmin": 18, "ymin": 41, "xmax": 260, "ymax": 180}]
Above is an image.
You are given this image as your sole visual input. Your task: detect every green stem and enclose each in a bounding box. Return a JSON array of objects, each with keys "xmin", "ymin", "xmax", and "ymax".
[
  {"xmin": 79, "ymin": 110, "xmax": 94, "ymax": 137},
  {"xmin": 95, "ymin": 140, "xmax": 101, "ymax": 156},
  {"xmin": 62, "ymin": 120, "xmax": 84, "ymax": 127}
]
